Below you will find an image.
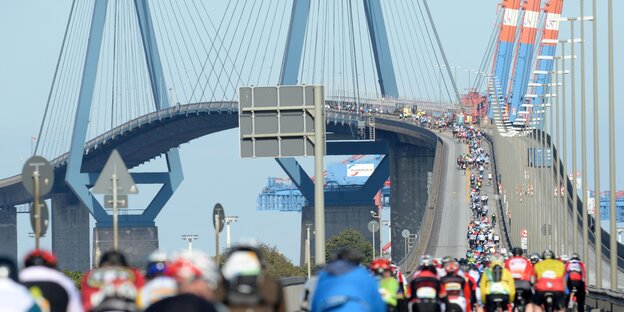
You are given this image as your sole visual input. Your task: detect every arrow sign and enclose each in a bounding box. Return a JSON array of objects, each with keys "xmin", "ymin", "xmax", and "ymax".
[{"xmin": 92, "ymin": 149, "xmax": 138, "ymax": 195}]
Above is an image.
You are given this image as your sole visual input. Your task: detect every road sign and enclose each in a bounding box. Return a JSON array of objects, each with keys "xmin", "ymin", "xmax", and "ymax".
[
  {"xmin": 213, "ymin": 203, "xmax": 225, "ymax": 233},
  {"xmin": 521, "ymin": 237, "xmax": 528, "ymax": 249},
  {"xmin": 92, "ymin": 149, "xmax": 138, "ymax": 195},
  {"xmin": 401, "ymin": 229, "xmax": 411, "ymax": 238},
  {"xmin": 521, "ymin": 228, "xmax": 528, "ymax": 238},
  {"xmin": 104, "ymin": 195, "xmax": 128, "ymax": 208},
  {"xmin": 588, "ymin": 197, "xmax": 596, "ymax": 215},
  {"xmin": 368, "ymin": 220, "xmax": 379, "ymax": 232},
  {"xmin": 29, "ymin": 201, "xmax": 49, "ymax": 237},
  {"xmin": 238, "ymin": 85, "xmax": 324, "ymax": 158},
  {"xmin": 22, "ymin": 156, "xmax": 54, "ymax": 196}
]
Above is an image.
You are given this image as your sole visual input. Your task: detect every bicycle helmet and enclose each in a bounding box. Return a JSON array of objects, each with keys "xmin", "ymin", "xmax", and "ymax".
[
  {"xmin": 489, "ymin": 254, "xmax": 504, "ymax": 268},
  {"xmin": 560, "ymin": 254, "xmax": 569, "ymax": 263},
  {"xmin": 511, "ymin": 247, "xmax": 523, "ymax": 257},
  {"xmin": 443, "ymin": 257, "xmax": 459, "ymax": 274},
  {"xmin": 571, "ymin": 253, "xmax": 581, "ymax": 261},
  {"xmin": 24, "ymin": 249, "xmax": 58, "ymax": 269},
  {"xmin": 529, "ymin": 253, "xmax": 541, "ymax": 264},
  {"xmin": 168, "ymin": 250, "xmax": 220, "ymax": 290},
  {"xmin": 370, "ymin": 258, "xmax": 392, "ymax": 275},
  {"xmin": 98, "ymin": 250, "xmax": 129, "ymax": 268},
  {"xmin": 145, "ymin": 250, "xmax": 168, "ymax": 279},
  {"xmin": 542, "ymin": 249, "xmax": 555, "ymax": 260}
]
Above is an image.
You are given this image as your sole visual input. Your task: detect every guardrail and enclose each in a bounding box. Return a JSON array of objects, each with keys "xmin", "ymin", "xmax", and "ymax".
[
  {"xmin": 586, "ymin": 286, "xmax": 624, "ymax": 312},
  {"xmin": 280, "ymin": 276, "xmax": 306, "ymax": 312}
]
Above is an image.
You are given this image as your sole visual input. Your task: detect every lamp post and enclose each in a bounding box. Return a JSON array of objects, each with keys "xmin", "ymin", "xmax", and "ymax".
[{"xmin": 181, "ymin": 234, "xmax": 199, "ymax": 252}]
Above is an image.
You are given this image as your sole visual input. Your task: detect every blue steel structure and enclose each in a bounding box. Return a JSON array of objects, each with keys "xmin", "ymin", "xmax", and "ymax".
[
  {"xmin": 258, "ymin": 155, "xmax": 391, "ymax": 212},
  {"xmin": 507, "ymin": 0, "xmax": 541, "ymax": 124},
  {"xmin": 275, "ymin": 0, "xmax": 399, "ymax": 207},
  {"xmin": 66, "ymin": 0, "xmax": 182, "ymax": 227},
  {"xmin": 488, "ymin": 0, "xmax": 521, "ymax": 119}
]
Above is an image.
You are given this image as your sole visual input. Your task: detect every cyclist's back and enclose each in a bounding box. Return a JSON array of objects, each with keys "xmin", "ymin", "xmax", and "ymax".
[
  {"xmin": 0, "ymin": 256, "xmax": 41, "ymax": 312},
  {"xmin": 533, "ymin": 250, "xmax": 566, "ymax": 311},
  {"xmin": 479, "ymin": 254, "xmax": 515, "ymax": 312},
  {"xmin": 565, "ymin": 254, "xmax": 587, "ymax": 312},
  {"xmin": 19, "ymin": 250, "xmax": 82, "ymax": 312},
  {"xmin": 504, "ymin": 248, "xmax": 535, "ymax": 311}
]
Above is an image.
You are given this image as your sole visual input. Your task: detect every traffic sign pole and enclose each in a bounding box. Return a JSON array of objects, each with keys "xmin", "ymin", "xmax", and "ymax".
[
  {"xmin": 314, "ymin": 86, "xmax": 326, "ymax": 265},
  {"xmin": 112, "ymin": 171, "xmax": 118, "ymax": 251},
  {"xmin": 33, "ymin": 170, "xmax": 40, "ymax": 249},
  {"xmin": 215, "ymin": 214, "xmax": 220, "ymax": 265}
]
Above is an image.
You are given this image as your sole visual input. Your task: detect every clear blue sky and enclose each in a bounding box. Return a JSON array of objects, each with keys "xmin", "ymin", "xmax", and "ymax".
[{"xmin": 1, "ymin": 0, "xmax": 621, "ymax": 264}]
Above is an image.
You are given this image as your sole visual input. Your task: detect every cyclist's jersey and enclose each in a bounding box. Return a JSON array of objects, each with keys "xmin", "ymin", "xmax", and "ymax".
[
  {"xmin": 504, "ymin": 257, "xmax": 535, "ymax": 282},
  {"xmin": 137, "ymin": 276, "xmax": 177, "ymax": 309},
  {"xmin": 440, "ymin": 274, "xmax": 472, "ymax": 312},
  {"xmin": 378, "ymin": 277, "xmax": 399, "ymax": 307},
  {"xmin": 409, "ymin": 270, "xmax": 440, "ymax": 303},
  {"xmin": 479, "ymin": 265, "xmax": 515, "ymax": 303},
  {"xmin": 534, "ymin": 259, "xmax": 566, "ymax": 292},
  {"xmin": 20, "ymin": 266, "xmax": 83, "ymax": 312},
  {"xmin": 81, "ymin": 266, "xmax": 145, "ymax": 311},
  {"xmin": 0, "ymin": 278, "xmax": 41, "ymax": 312},
  {"xmin": 565, "ymin": 260, "xmax": 586, "ymax": 283}
]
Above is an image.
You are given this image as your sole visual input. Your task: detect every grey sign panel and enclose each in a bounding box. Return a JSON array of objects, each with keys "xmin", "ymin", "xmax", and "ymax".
[
  {"xmin": 22, "ymin": 156, "xmax": 55, "ymax": 196},
  {"xmin": 93, "ymin": 149, "xmax": 138, "ymax": 195},
  {"xmin": 239, "ymin": 85, "xmax": 324, "ymax": 158},
  {"xmin": 30, "ymin": 201, "xmax": 49, "ymax": 236},
  {"xmin": 213, "ymin": 203, "xmax": 225, "ymax": 233},
  {"xmin": 104, "ymin": 195, "xmax": 128, "ymax": 208}
]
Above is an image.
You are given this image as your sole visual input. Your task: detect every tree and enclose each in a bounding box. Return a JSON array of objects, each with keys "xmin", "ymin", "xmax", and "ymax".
[
  {"xmin": 326, "ymin": 229, "xmax": 374, "ymax": 264},
  {"xmin": 63, "ymin": 271, "xmax": 83, "ymax": 290},
  {"xmin": 219, "ymin": 243, "xmax": 306, "ymax": 279}
]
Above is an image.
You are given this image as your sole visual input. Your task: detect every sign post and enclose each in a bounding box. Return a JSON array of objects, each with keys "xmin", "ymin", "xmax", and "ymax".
[
  {"xmin": 213, "ymin": 203, "xmax": 225, "ymax": 264},
  {"xmin": 238, "ymin": 85, "xmax": 326, "ymax": 264},
  {"xmin": 92, "ymin": 149, "xmax": 138, "ymax": 251},
  {"xmin": 368, "ymin": 220, "xmax": 379, "ymax": 259},
  {"xmin": 22, "ymin": 156, "xmax": 54, "ymax": 249}
]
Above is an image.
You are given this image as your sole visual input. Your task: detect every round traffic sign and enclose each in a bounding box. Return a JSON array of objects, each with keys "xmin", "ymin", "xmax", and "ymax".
[
  {"xmin": 521, "ymin": 228, "xmax": 528, "ymax": 238},
  {"xmin": 213, "ymin": 203, "xmax": 225, "ymax": 233},
  {"xmin": 30, "ymin": 201, "xmax": 49, "ymax": 237},
  {"xmin": 367, "ymin": 220, "xmax": 379, "ymax": 233},
  {"xmin": 401, "ymin": 229, "xmax": 411, "ymax": 238},
  {"xmin": 21, "ymin": 156, "xmax": 54, "ymax": 196}
]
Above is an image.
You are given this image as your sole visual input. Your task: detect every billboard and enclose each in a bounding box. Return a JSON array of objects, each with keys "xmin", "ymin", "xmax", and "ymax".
[{"xmin": 347, "ymin": 164, "xmax": 375, "ymax": 177}]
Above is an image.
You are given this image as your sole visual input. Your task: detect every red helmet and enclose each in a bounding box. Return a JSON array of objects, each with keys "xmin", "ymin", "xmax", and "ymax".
[
  {"xmin": 24, "ymin": 249, "xmax": 57, "ymax": 269},
  {"xmin": 369, "ymin": 258, "xmax": 392, "ymax": 275}
]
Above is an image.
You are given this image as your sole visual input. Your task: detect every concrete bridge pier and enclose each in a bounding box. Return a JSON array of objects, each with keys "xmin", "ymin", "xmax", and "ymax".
[
  {"xmin": 51, "ymin": 193, "xmax": 90, "ymax": 271},
  {"xmin": 389, "ymin": 141, "xmax": 435, "ymax": 261},
  {"xmin": 93, "ymin": 225, "xmax": 158, "ymax": 268},
  {"xmin": 300, "ymin": 205, "xmax": 380, "ymax": 266},
  {"xmin": 0, "ymin": 206, "xmax": 17, "ymax": 262}
]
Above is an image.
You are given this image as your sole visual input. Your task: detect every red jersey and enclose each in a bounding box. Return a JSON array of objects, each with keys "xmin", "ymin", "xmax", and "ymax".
[
  {"xmin": 505, "ymin": 256, "xmax": 535, "ymax": 281},
  {"xmin": 565, "ymin": 260, "xmax": 587, "ymax": 282},
  {"xmin": 440, "ymin": 273, "xmax": 473, "ymax": 312},
  {"xmin": 81, "ymin": 266, "xmax": 145, "ymax": 311}
]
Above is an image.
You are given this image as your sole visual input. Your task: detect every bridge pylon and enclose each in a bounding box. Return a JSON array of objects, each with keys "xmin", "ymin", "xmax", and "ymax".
[{"xmin": 62, "ymin": 0, "xmax": 182, "ymax": 268}]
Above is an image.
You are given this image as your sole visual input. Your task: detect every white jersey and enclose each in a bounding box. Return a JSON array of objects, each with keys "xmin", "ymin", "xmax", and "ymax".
[
  {"xmin": 0, "ymin": 278, "xmax": 40, "ymax": 312},
  {"xmin": 19, "ymin": 266, "xmax": 83, "ymax": 312},
  {"xmin": 137, "ymin": 276, "xmax": 177, "ymax": 309}
]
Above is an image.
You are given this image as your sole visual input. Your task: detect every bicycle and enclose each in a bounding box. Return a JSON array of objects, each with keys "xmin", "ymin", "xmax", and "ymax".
[
  {"xmin": 542, "ymin": 292, "xmax": 557, "ymax": 312},
  {"xmin": 513, "ymin": 288, "xmax": 528, "ymax": 312}
]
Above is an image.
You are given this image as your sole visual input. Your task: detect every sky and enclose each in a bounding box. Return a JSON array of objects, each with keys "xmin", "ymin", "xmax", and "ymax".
[{"xmin": 0, "ymin": 0, "xmax": 622, "ymax": 265}]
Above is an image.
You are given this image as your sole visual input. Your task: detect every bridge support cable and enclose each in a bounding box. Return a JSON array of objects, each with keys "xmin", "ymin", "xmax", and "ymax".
[
  {"xmin": 474, "ymin": 11, "xmax": 502, "ymax": 93},
  {"xmin": 420, "ymin": 0, "xmax": 460, "ymax": 103}
]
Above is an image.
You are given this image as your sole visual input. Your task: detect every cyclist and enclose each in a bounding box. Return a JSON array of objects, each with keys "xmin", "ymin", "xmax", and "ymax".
[
  {"xmin": 370, "ymin": 258, "xmax": 399, "ymax": 311},
  {"xmin": 137, "ymin": 250, "xmax": 177, "ymax": 309},
  {"xmin": 19, "ymin": 249, "xmax": 82, "ymax": 312},
  {"xmin": 0, "ymin": 256, "xmax": 41, "ymax": 312},
  {"xmin": 504, "ymin": 247, "xmax": 535, "ymax": 312},
  {"xmin": 479, "ymin": 254, "xmax": 515, "ymax": 312},
  {"xmin": 440, "ymin": 257, "xmax": 472, "ymax": 312},
  {"xmin": 81, "ymin": 250, "xmax": 145, "ymax": 312},
  {"xmin": 408, "ymin": 255, "xmax": 441, "ymax": 312},
  {"xmin": 533, "ymin": 250, "xmax": 566, "ymax": 312},
  {"xmin": 565, "ymin": 253, "xmax": 587, "ymax": 312},
  {"xmin": 459, "ymin": 259, "xmax": 478, "ymax": 311}
]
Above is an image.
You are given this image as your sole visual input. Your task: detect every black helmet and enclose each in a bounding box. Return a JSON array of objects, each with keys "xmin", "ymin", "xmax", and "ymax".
[
  {"xmin": 571, "ymin": 253, "xmax": 581, "ymax": 261},
  {"xmin": 542, "ymin": 249, "xmax": 555, "ymax": 260},
  {"xmin": 512, "ymin": 247, "xmax": 523, "ymax": 257},
  {"xmin": 529, "ymin": 253, "xmax": 541, "ymax": 264}
]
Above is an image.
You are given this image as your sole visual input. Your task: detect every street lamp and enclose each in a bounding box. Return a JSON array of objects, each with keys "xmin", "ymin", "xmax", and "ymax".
[
  {"xmin": 224, "ymin": 216, "xmax": 238, "ymax": 248},
  {"xmin": 181, "ymin": 234, "xmax": 199, "ymax": 252}
]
